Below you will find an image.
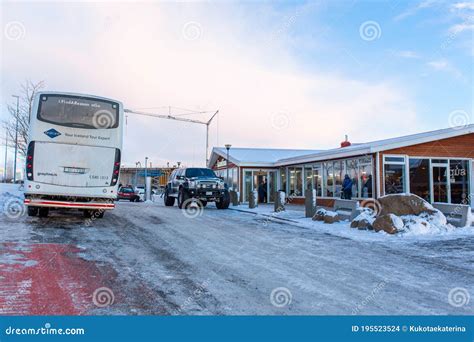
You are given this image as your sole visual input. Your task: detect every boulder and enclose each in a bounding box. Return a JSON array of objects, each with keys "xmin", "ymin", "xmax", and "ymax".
[
  {"xmin": 378, "ymin": 194, "xmax": 438, "ymax": 216},
  {"xmin": 323, "ymin": 211, "xmax": 341, "ymax": 224},
  {"xmin": 312, "ymin": 208, "xmax": 327, "ymax": 221},
  {"xmin": 357, "ymin": 219, "xmax": 373, "ymax": 230},
  {"xmin": 373, "ymin": 214, "xmax": 404, "ymax": 234},
  {"xmin": 351, "ymin": 209, "xmax": 375, "ymax": 230}
]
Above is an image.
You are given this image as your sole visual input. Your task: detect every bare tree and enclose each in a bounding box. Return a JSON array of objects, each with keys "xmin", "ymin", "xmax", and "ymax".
[{"xmin": 3, "ymin": 80, "xmax": 45, "ymax": 156}]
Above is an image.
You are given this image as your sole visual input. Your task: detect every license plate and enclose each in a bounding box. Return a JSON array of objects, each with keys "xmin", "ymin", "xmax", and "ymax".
[
  {"xmin": 63, "ymin": 167, "xmax": 86, "ymax": 174},
  {"xmin": 206, "ymin": 191, "xmax": 212, "ymax": 195}
]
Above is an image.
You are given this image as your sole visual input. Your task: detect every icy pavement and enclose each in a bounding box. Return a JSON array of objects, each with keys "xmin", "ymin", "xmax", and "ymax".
[{"xmin": 0, "ymin": 185, "xmax": 473, "ymax": 315}]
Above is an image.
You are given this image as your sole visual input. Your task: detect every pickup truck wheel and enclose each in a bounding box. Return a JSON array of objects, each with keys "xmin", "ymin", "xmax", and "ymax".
[
  {"xmin": 164, "ymin": 190, "xmax": 175, "ymax": 206},
  {"xmin": 27, "ymin": 206, "xmax": 38, "ymax": 217},
  {"xmin": 178, "ymin": 188, "xmax": 190, "ymax": 209},
  {"xmin": 216, "ymin": 191, "xmax": 230, "ymax": 209},
  {"xmin": 38, "ymin": 207, "xmax": 49, "ymax": 218}
]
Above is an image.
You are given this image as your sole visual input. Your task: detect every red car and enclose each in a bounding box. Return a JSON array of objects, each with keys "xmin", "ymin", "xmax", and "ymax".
[{"xmin": 117, "ymin": 186, "xmax": 140, "ymax": 202}]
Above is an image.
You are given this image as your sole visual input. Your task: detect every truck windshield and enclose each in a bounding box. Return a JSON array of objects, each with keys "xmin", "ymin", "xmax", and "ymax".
[
  {"xmin": 185, "ymin": 168, "xmax": 217, "ymax": 178},
  {"xmin": 37, "ymin": 94, "xmax": 119, "ymax": 129}
]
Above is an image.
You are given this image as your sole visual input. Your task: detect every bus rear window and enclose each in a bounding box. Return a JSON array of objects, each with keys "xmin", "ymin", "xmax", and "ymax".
[{"xmin": 37, "ymin": 95, "xmax": 119, "ymax": 129}]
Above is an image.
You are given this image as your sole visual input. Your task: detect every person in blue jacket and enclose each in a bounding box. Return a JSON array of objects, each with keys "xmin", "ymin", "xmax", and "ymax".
[{"xmin": 342, "ymin": 174, "xmax": 353, "ymax": 200}]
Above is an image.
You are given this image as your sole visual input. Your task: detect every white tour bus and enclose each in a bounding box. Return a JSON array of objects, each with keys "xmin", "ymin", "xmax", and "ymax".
[{"xmin": 23, "ymin": 91, "xmax": 123, "ymax": 218}]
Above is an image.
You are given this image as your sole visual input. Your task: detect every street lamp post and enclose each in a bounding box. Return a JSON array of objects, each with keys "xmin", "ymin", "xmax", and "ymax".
[
  {"xmin": 12, "ymin": 95, "xmax": 19, "ymax": 183},
  {"xmin": 225, "ymin": 144, "xmax": 231, "ymax": 189},
  {"xmin": 135, "ymin": 161, "xmax": 141, "ymax": 187},
  {"xmin": 144, "ymin": 157, "xmax": 148, "ymax": 199}
]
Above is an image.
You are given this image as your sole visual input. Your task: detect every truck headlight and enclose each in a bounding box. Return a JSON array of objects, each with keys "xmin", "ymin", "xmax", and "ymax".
[
  {"xmin": 188, "ymin": 181, "xmax": 196, "ymax": 188},
  {"xmin": 218, "ymin": 182, "xmax": 225, "ymax": 189}
]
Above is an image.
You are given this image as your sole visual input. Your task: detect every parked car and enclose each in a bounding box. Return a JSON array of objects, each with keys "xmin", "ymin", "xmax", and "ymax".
[
  {"xmin": 164, "ymin": 167, "xmax": 230, "ymax": 209},
  {"xmin": 117, "ymin": 186, "xmax": 140, "ymax": 202},
  {"xmin": 135, "ymin": 186, "xmax": 157, "ymax": 201}
]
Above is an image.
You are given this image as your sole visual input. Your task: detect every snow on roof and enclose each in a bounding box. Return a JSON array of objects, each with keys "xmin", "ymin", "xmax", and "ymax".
[
  {"xmin": 276, "ymin": 124, "xmax": 474, "ymax": 165},
  {"xmin": 210, "ymin": 147, "xmax": 322, "ymax": 166},
  {"xmin": 209, "ymin": 125, "xmax": 474, "ymax": 167}
]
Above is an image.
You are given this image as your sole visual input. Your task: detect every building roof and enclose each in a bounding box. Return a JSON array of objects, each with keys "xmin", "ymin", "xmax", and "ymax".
[
  {"xmin": 209, "ymin": 125, "xmax": 474, "ymax": 168},
  {"xmin": 209, "ymin": 147, "xmax": 322, "ymax": 167}
]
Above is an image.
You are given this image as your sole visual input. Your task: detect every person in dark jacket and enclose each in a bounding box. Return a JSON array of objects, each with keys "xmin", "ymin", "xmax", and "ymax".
[
  {"xmin": 342, "ymin": 174, "xmax": 353, "ymax": 200},
  {"xmin": 364, "ymin": 175, "xmax": 373, "ymax": 198},
  {"xmin": 258, "ymin": 182, "xmax": 265, "ymax": 203}
]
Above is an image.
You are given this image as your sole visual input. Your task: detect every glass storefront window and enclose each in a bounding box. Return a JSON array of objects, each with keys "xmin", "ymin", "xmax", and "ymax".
[
  {"xmin": 279, "ymin": 168, "xmax": 287, "ymax": 193},
  {"xmin": 450, "ymin": 159, "xmax": 470, "ymax": 204},
  {"xmin": 289, "ymin": 168, "xmax": 296, "ymax": 196},
  {"xmin": 244, "ymin": 171, "xmax": 252, "ymax": 201},
  {"xmin": 384, "ymin": 164, "xmax": 406, "ymax": 194},
  {"xmin": 409, "ymin": 159, "xmax": 430, "ymax": 201},
  {"xmin": 325, "ymin": 162, "xmax": 334, "ymax": 197},
  {"xmin": 346, "ymin": 159, "xmax": 359, "ymax": 198},
  {"xmin": 360, "ymin": 161, "xmax": 373, "ymax": 198},
  {"xmin": 334, "ymin": 161, "xmax": 343, "ymax": 198},
  {"xmin": 305, "ymin": 167, "xmax": 313, "ymax": 191},
  {"xmin": 313, "ymin": 165, "xmax": 322, "ymax": 197},
  {"xmin": 295, "ymin": 168, "xmax": 303, "ymax": 196}
]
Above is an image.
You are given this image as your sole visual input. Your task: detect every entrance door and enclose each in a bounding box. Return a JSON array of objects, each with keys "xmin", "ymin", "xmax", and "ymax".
[
  {"xmin": 254, "ymin": 173, "xmax": 267, "ymax": 203},
  {"xmin": 431, "ymin": 164, "xmax": 449, "ymax": 203},
  {"xmin": 268, "ymin": 171, "xmax": 277, "ymax": 202}
]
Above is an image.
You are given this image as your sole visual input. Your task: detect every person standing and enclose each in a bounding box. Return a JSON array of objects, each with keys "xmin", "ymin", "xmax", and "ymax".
[
  {"xmin": 258, "ymin": 181, "xmax": 265, "ymax": 203},
  {"xmin": 342, "ymin": 174, "xmax": 353, "ymax": 200}
]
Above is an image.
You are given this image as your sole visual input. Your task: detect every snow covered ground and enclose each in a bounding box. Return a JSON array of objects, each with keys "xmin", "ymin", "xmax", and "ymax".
[{"xmin": 0, "ymin": 184, "xmax": 473, "ymax": 315}]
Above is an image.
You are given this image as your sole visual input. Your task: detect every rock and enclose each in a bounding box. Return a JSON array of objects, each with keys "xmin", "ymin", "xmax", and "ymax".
[
  {"xmin": 351, "ymin": 210, "xmax": 375, "ymax": 230},
  {"xmin": 378, "ymin": 194, "xmax": 438, "ymax": 216},
  {"xmin": 357, "ymin": 219, "xmax": 373, "ymax": 230},
  {"xmin": 312, "ymin": 208, "xmax": 327, "ymax": 221},
  {"xmin": 323, "ymin": 212, "xmax": 341, "ymax": 224},
  {"xmin": 373, "ymin": 214, "xmax": 404, "ymax": 234}
]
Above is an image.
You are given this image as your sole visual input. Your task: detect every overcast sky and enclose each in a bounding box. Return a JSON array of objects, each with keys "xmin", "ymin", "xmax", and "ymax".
[{"xmin": 1, "ymin": 0, "xmax": 473, "ymax": 167}]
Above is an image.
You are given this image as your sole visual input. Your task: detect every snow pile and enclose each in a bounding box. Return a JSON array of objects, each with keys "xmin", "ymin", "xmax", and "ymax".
[
  {"xmin": 389, "ymin": 214, "xmax": 404, "ymax": 231},
  {"xmin": 400, "ymin": 212, "xmax": 455, "ymax": 236},
  {"xmin": 353, "ymin": 208, "xmax": 376, "ymax": 225},
  {"xmin": 0, "ymin": 184, "xmax": 24, "ymax": 214}
]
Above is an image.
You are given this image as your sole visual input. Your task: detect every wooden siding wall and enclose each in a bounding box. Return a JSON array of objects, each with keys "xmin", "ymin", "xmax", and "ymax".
[{"xmin": 378, "ymin": 133, "xmax": 474, "ymax": 196}]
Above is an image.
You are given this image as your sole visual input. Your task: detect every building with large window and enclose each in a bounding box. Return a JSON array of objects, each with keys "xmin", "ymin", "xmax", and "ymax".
[{"xmin": 209, "ymin": 125, "xmax": 474, "ymax": 208}]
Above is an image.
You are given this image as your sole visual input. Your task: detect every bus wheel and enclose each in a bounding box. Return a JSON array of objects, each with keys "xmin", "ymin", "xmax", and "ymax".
[
  {"xmin": 38, "ymin": 207, "xmax": 49, "ymax": 218},
  {"xmin": 27, "ymin": 207, "xmax": 38, "ymax": 217}
]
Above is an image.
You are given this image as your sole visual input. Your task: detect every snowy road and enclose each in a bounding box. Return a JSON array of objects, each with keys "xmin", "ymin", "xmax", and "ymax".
[{"xmin": 1, "ymin": 189, "xmax": 473, "ymax": 315}]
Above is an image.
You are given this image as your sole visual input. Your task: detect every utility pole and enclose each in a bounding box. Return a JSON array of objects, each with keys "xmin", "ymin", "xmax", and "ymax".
[
  {"xmin": 3, "ymin": 128, "xmax": 7, "ymax": 182},
  {"xmin": 12, "ymin": 95, "xmax": 19, "ymax": 183},
  {"xmin": 225, "ymin": 144, "xmax": 231, "ymax": 189}
]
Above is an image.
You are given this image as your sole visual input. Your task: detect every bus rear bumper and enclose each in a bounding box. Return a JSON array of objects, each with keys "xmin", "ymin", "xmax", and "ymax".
[{"xmin": 24, "ymin": 198, "xmax": 115, "ymax": 210}]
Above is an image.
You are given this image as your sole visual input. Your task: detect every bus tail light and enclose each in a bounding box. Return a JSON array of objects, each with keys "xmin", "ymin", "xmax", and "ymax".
[
  {"xmin": 26, "ymin": 141, "xmax": 35, "ymax": 181},
  {"xmin": 111, "ymin": 148, "xmax": 121, "ymax": 186}
]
